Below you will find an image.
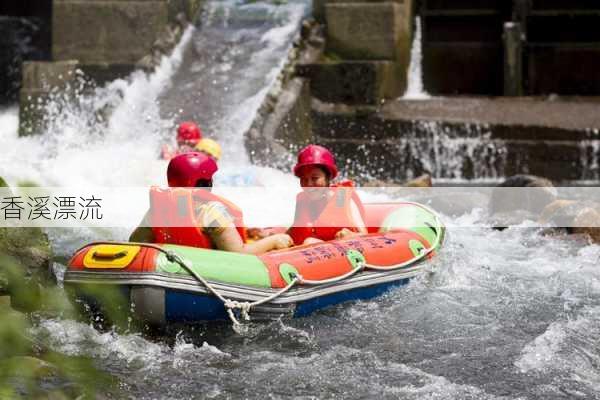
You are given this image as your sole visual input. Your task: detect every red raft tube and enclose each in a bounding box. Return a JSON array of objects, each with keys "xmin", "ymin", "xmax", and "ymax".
[{"xmin": 65, "ymin": 202, "xmax": 445, "ymax": 326}]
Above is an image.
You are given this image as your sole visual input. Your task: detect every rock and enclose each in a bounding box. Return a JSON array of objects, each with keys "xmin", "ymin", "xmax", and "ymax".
[
  {"xmin": 572, "ymin": 208, "xmax": 600, "ymax": 243},
  {"xmin": 300, "ymin": 19, "xmax": 313, "ymax": 40},
  {"xmin": 497, "ymin": 174, "xmax": 554, "ymax": 188},
  {"xmin": 0, "ymin": 229, "xmax": 52, "ymax": 312},
  {"xmin": 404, "ymin": 174, "xmax": 432, "ymax": 188},
  {"xmin": 489, "ymin": 174, "xmax": 557, "ymax": 216},
  {"xmin": 539, "ymin": 200, "xmax": 577, "ymax": 223},
  {"xmin": 0, "ymin": 229, "xmax": 52, "ymax": 283},
  {"xmin": 0, "ymin": 179, "xmax": 51, "ymax": 285},
  {"xmin": 540, "ymin": 200, "xmax": 597, "ymax": 226},
  {"xmin": 573, "ymin": 208, "xmax": 600, "ymax": 243},
  {"xmin": 539, "ymin": 200, "xmax": 600, "ymax": 243}
]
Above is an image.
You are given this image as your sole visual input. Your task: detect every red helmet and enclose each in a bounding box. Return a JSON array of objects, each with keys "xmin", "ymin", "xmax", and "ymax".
[
  {"xmin": 176, "ymin": 122, "xmax": 202, "ymax": 145},
  {"xmin": 167, "ymin": 152, "xmax": 218, "ymax": 187},
  {"xmin": 293, "ymin": 144, "xmax": 338, "ymax": 179}
]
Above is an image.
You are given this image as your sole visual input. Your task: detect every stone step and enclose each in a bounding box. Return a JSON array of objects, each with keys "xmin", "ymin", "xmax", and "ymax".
[
  {"xmin": 296, "ymin": 60, "xmax": 404, "ymax": 105},
  {"xmin": 310, "ymin": 98, "xmax": 600, "ymax": 181}
]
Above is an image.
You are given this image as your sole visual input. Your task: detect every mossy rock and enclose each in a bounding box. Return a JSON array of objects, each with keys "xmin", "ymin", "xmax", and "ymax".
[
  {"xmin": 0, "ymin": 230, "xmax": 52, "ymax": 312},
  {"xmin": 0, "ymin": 177, "xmax": 52, "ymax": 311},
  {"xmin": 0, "ymin": 228, "xmax": 52, "ymax": 281}
]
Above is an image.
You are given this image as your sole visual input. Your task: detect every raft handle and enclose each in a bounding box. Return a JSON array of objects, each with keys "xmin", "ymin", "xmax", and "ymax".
[{"xmin": 92, "ymin": 250, "xmax": 128, "ymax": 260}]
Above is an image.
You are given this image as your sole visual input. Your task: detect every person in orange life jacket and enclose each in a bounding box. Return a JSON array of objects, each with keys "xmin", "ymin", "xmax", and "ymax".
[
  {"xmin": 160, "ymin": 121, "xmax": 203, "ymax": 160},
  {"xmin": 193, "ymin": 138, "xmax": 266, "ymax": 240},
  {"xmin": 129, "ymin": 152, "xmax": 293, "ymax": 254},
  {"xmin": 288, "ymin": 145, "xmax": 367, "ymax": 246}
]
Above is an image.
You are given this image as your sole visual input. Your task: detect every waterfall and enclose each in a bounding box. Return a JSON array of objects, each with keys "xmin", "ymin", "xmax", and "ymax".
[{"xmin": 402, "ymin": 16, "xmax": 430, "ymax": 100}]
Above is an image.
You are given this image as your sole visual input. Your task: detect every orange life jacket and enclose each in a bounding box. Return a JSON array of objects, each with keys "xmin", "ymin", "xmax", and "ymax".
[
  {"xmin": 288, "ymin": 181, "xmax": 365, "ymax": 245},
  {"xmin": 149, "ymin": 186, "xmax": 247, "ymax": 249}
]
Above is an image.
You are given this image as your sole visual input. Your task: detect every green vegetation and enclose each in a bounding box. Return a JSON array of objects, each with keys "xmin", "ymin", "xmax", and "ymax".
[{"xmin": 0, "ymin": 254, "xmax": 124, "ymax": 398}]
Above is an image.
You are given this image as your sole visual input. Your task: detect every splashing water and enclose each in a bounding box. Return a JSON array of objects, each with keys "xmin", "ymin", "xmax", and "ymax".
[
  {"xmin": 579, "ymin": 139, "xmax": 600, "ymax": 181},
  {"xmin": 403, "ymin": 16, "xmax": 430, "ymax": 100},
  {"xmin": 31, "ymin": 220, "xmax": 600, "ymax": 399},
  {"xmin": 0, "ymin": 0, "xmax": 309, "ymax": 255},
  {"xmin": 343, "ymin": 121, "xmax": 508, "ymax": 181},
  {"xmin": 2, "ymin": 2, "xmax": 600, "ymax": 399},
  {"xmin": 159, "ymin": 0, "xmax": 309, "ymax": 168},
  {"xmin": 0, "ymin": 26, "xmax": 195, "ymax": 188}
]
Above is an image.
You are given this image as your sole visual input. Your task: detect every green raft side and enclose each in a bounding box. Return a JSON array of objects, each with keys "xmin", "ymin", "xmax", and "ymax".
[
  {"xmin": 380, "ymin": 204, "xmax": 445, "ymax": 249},
  {"xmin": 155, "ymin": 244, "xmax": 272, "ymax": 288}
]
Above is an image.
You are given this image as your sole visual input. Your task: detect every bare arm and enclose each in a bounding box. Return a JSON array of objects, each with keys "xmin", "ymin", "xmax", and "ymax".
[{"xmin": 210, "ymin": 227, "xmax": 292, "ymax": 255}]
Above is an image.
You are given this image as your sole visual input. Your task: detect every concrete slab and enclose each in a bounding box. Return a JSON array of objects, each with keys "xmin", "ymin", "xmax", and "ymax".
[
  {"xmin": 384, "ymin": 97, "xmax": 600, "ymax": 132},
  {"xmin": 52, "ymin": 0, "xmax": 169, "ymax": 64},
  {"xmin": 325, "ymin": 2, "xmax": 411, "ymax": 60}
]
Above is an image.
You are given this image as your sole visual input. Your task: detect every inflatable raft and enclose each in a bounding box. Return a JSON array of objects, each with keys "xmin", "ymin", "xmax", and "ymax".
[{"xmin": 65, "ymin": 202, "xmax": 444, "ymax": 326}]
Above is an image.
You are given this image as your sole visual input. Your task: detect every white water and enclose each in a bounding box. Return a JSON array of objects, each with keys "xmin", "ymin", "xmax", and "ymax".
[
  {"xmin": 30, "ymin": 218, "xmax": 600, "ymax": 399},
  {"xmin": 402, "ymin": 16, "xmax": 430, "ymax": 100},
  {"xmin": 2, "ymin": 2, "xmax": 600, "ymax": 398},
  {"xmin": 0, "ymin": 25, "xmax": 194, "ymax": 189},
  {"xmin": 0, "ymin": 0, "xmax": 309, "ymax": 255}
]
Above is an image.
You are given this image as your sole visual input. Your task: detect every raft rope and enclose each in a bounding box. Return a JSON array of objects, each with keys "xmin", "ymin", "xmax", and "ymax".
[
  {"xmin": 117, "ymin": 242, "xmax": 301, "ymax": 327},
  {"xmin": 78, "ymin": 204, "xmax": 443, "ymax": 328},
  {"xmin": 163, "ymin": 249, "xmax": 301, "ymax": 326}
]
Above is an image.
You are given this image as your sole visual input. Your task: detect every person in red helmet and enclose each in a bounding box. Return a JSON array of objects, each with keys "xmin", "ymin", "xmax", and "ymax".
[
  {"xmin": 160, "ymin": 121, "xmax": 203, "ymax": 160},
  {"xmin": 288, "ymin": 145, "xmax": 367, "ymax": 245},
  {"xmin": 130, "ymin": 152, "xmax": 293, "ymax": 254}
]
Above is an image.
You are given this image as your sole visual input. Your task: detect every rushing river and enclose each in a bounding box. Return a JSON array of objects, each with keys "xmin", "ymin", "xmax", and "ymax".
[
  {"xmin": 31, "ymin": 225, "xmax": 600, "ymax": 399},
  {"xmin": 1, "ymin": 0, "xmax": 600, "ymax": 398}
]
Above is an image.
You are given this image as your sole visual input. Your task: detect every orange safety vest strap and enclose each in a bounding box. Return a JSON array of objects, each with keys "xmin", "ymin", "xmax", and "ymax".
[
  {"xmin": 149, "ymin": 187, "xmax": 213, "ymax": 249},
  {"xmin": 289, "ymin": 185, "xmax": 361, "ymax": 245},
  {"xmin": 332, "ymin": 179, "xmax": 366, "ymax": 221}
]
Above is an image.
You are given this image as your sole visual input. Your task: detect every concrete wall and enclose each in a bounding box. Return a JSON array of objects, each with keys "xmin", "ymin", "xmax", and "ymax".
[
  {"xmin": 52, "ymin": 1, "xmax": 170, "ymax": 65},
  {"xmin": 304, "ymin": 0, "xmax": 413, "ymax": 106},
  {"xmin": 18, "ymin": 0, "xmax": 202, "ymax": 135},
  {"xmin": 0, "ymin": 1, "xmax": 52, "ymax": 104}
]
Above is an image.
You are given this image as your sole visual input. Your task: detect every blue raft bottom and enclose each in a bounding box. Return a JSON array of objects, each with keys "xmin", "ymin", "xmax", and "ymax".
[{"xmin": 165, "ymin": 278, "xmax": 411, "ymax": 323}]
